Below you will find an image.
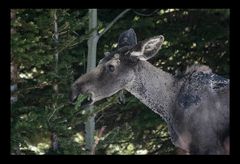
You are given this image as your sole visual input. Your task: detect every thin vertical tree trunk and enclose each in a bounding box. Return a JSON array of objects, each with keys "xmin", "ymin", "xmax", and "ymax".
[
  {"xmin": 11, "ymin": 9, "xmax": 18, "ymax": 104},
  {"xmin": 85, "ymin": 9, "xmax": 97, "ymax": 154},
  {"xmin": 53, "ymin": 9, "xmax": 59, "ymax": 94},
  {"xmin": 51, "ymin": 9, "xmax": 59, "ymax": 151}
]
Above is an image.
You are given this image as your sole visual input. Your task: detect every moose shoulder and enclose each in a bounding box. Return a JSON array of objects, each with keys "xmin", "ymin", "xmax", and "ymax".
[{"xmin": 69, "ymin": 28, "xmax": 229, "ymax": 155}]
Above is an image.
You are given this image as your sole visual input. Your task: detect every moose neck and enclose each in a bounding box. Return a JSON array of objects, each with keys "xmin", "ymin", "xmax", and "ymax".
[{"xmin": 125, "ymin": 60, "xmax": 177, "ymax": 123}]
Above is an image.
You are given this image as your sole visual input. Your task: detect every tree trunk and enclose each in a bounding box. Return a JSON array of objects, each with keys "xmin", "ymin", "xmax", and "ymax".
[
  {"xmin": 11, "ymin": 9, "xmax": 18, "ymax": 104},
  {"xmin": 53, "ymin": 9, "xmax": 59, "ymax": 94},
  {"xmin": 49, "ymin": 9, "xmax": 59, "ymax": 152},
  {"xmin": 85, "ymin": 9, "xmax": 97, "ymax": 154}
]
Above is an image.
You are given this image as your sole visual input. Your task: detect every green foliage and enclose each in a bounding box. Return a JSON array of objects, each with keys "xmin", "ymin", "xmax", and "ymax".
[{"xmin": 11, "ymin": 9, "xmax": 229, "ymax": 155}]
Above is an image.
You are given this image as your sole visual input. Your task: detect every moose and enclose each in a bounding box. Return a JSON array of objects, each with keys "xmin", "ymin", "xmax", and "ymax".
[{"xmin": 69, "ymin": 29, "xmax": 229, "ymax": 155}]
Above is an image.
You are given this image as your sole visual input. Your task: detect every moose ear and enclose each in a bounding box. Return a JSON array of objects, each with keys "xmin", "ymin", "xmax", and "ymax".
[
  {"xmin": 130, "ymin": 35, "xmax": 164, "ymax": 60},
  {"xmin": 117, "ymin": 28, "xmax": 137, "ymax": 48}
]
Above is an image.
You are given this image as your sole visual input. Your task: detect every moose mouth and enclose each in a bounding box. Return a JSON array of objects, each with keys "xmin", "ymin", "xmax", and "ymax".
[
  {"xmin": 69, "ymin": 91, "xmax": 94, "ymax": 107},
  {"xmin": 80, "ymin": 95, "xmax": 94, "ymax": 107}
]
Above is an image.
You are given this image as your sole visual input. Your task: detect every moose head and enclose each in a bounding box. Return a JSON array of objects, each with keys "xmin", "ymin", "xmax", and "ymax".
[{"xmin": 69, "ymin": 28, "xmax": 164, "ymax": 105}]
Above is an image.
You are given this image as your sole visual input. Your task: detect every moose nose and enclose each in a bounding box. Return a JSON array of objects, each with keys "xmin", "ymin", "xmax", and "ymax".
[
  {"xmin": 68, "ymin": 90, "xmax": 77, "ymax": 104},
  {"xmin": 68, "ymin": 85, "xmax": 81, "ymax": 104}
]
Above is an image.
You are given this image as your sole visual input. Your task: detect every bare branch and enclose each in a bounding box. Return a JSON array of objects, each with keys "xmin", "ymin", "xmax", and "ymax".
[
  {"xmin": 98, "ymin": 9, "xmax": 131, "ymax": 39},
  {"xmin": 91, "ymin": 126, "xmax": 106, "ymax": 154},
  {"xmin": 133, "ymin": 9, "xmax": 160, "ymax": 16}
]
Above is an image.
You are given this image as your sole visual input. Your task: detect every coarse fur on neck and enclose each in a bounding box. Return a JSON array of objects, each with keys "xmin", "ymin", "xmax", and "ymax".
[{"xmin": 125, "ymin": 60, "xmax": 177, "ymax": 123}]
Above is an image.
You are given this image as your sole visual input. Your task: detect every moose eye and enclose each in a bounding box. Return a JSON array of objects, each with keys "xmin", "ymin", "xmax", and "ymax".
[{"xmin": 108, "ymin": 64, "xmax": 115, "ymax": 72}]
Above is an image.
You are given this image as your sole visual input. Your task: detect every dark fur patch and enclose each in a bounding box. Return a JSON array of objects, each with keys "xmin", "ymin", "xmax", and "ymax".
[{"xmin": 178, "ymin": 94, "xmax": 201, "ymax": 109}]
